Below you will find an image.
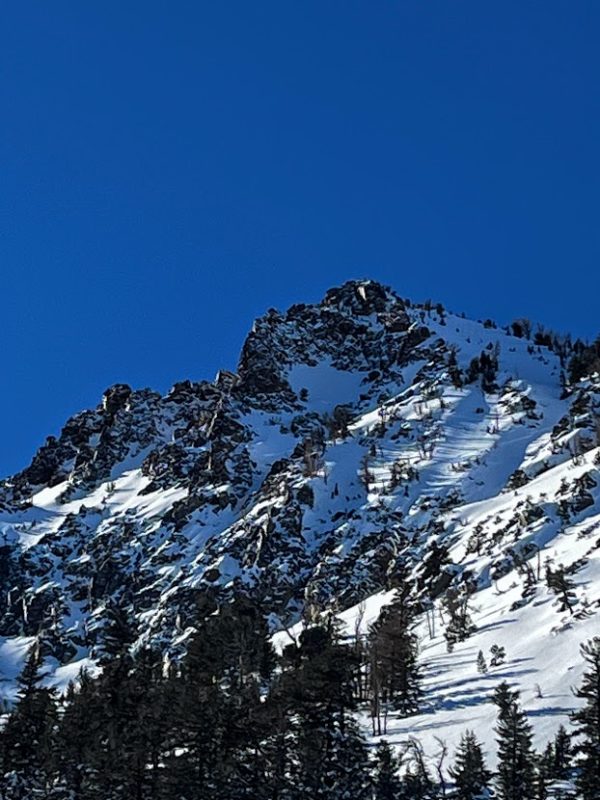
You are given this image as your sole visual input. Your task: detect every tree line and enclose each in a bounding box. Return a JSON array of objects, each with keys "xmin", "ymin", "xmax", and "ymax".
[{"xmin": 1, "ymin": 593, "xmax": 600, "ymax": 800}]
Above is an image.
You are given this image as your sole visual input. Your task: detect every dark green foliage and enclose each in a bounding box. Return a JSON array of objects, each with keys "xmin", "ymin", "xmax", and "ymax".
[
  {"xmin": 492, "ymin": 682, "xmax": 536, "ymax": 800},
  {"xmin": 545, "ymin": 563, "xmax": 577, "ymax": 615},
  {"xmin": 477, "ymin": 650, "xmax": 488, "ymax": 674},
  {"xmin": 443, "ymin": 583, "xmax": 477, "ymax": 651},
  {"xmin": 465, "ymin": 349, "xmax": 500, "ymax": 392},
  {"xmin": 532, "ymin": 751, "xmax": 551, "ymax": 800},
  {"xmin": 568, "ymin": 337, "xmax": 600, "ymax": 384},
  {"xmin": 372, "ymin": 739, "xmax": 403, "ymax": 800},
  {"xmin": 99, "ymin": 598, "xmax": 137, "ymax": 661},
  {"xmin": 511, "ymin": 319, "xmax": 532, "ymax": 340},
  {"xmin": 369, "ymin": 584, "xmax": 423, "ymax": 719},
  {"xmin": 447, "ymin": 347, "xmax": 463, "ymax": 389},
  {"xmin": 449, "ymin": 730, "xmax": 492, "ymax": 800},
  {"xmin": 2, "ymin": 605, "xmax": 598, "ymax": 800},
  {"xmin": 551, "ymin": 724, "xmax": 572, "ymax": 780},
  {"xmin": 0, "ymin": 644, "xmax": 58, "ymax": 798},
  {"xmin": 489, "ymin": 644, "xmax": 506, "ymax": 667},
  {"xmin": 571, "ymin": 637, "xmax": 600, "ymax": 800},
  {"xmin": 162, "ymin": 596, "xmax": 277, "ymax": 800}
]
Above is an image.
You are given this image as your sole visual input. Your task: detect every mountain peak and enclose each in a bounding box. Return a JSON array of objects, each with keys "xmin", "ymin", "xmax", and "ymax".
[
  {"xmin": 236, "ymin": 279, "xmax": 415, "ymax": 405},
  {"xmin": 1, "ymin": 281, "xmax": 599, "ymax": 764},
  {"xmin": 321, "ymin": 278, "xmax": 404, "ymax": 315}
]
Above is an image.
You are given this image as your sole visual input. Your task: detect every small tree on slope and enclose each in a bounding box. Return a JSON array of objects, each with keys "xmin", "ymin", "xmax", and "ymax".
[
  {"xmin": 368, "ymin": 584, "xmax": 423, "ymax": 717},
  {"xmin": 443, "ymin": 584, "xmax": 477, "ymax": 652}
]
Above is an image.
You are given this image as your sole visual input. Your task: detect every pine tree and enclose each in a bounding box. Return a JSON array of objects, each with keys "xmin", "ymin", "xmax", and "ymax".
[
  {"xmin": 368, "ymin": 584, "xmax": 422, "ymax": 717},
  {"xmin": 571, "ymin": 637, "xmax": 600, "ymax": 799},
  {"xmin": 372, "ymin": 739, "xmax": 403, "ymax": 800},
  {"xmin": 489, "ymin": 644, "xmax": 506, "ymax": 668},
  {"xmin": 260, "ymin": 690, "xmax": 297, "ymax": 800},
  {"xmin": 281, "ymin": 621, "xmax": 370, "ymax": 799},
  {"xmin": 492, "ymin": 681, "xmax": 518, "ymax": 716},
  {"xmin": 326, "ymin": 721, "xmax": 372, "ymax": 800},
  {"xmin": 68, "ymin": 614, "xmax": 165, "ymax": 800},
  {"xmin": 493, "ymin": 682, "xmax": 536, "ymax": 800},
  {"xmin": 477, "ymin": 651, "xmax": 488, "ymax": 674},
  {"xmin": 442, "ymin": 584, "xmax": 476, "ymax": 651},
  {"xmin": 449, "ymin": 730, "xmax": 492, "ymax": 800},
  {"xmin": 447, "ymin": 347, "xmax": 463, "ymax": 389},
  {"xmin": 99, "ymin": 596, "xmax": 137, "ymax": 662},
  {"xmin": 551, "ymin": 724, "xmax": 571, "ymax": 780},
  {"xmin": 0, "ymin": 599, "xmax": 386, "ymax": 799},
  {"xmin": 545, "ymin": 564, "xmax": 577, "ymax": 615},
  {"xmin": 53, "ymin": 670, "xmax": 100, "ymax": 798},
  {"xmin": 0, "ymin": 644, "xmax": 58, "ymax": 797},
  {"xmin": 163, "ymin": 597, "xmax": 275, "ymax": 800},
  {"xmin": 532, "ymin": 753, "xmax": 550, "ymax": 800}
]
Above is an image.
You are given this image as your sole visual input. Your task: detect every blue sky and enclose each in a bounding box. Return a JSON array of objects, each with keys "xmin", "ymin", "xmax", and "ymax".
[{"xmin": 1, "ymin": 2, "xmax": 599, "ymax": 476}]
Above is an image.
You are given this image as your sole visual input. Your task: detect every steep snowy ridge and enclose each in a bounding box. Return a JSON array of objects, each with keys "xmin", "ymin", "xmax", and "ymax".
[{"xmin": 1, "ymin": 279, "xmax": 599, "ymax": 761}]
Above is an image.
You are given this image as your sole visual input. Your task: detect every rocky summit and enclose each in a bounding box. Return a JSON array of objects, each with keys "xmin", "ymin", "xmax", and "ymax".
[{"xmin": 1, "ymin": 279, "xmax": 599, "ymax": 756}]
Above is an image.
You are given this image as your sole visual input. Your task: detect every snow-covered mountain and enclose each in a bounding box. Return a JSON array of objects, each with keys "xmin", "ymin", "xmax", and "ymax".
[{"xmin": 1, "ymin": 279, "xmax": 599, "ymax": 758}]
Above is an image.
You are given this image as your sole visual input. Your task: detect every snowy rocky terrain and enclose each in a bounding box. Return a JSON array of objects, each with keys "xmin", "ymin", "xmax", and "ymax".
[{"xmin": 1, "ymin": 279, "xmax": 599, "ymax": 762}]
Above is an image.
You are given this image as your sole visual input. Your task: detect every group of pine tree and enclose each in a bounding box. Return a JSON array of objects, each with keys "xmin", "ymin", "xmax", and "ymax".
[{"xmin": 1, "ymin": 588, "xmax": 600, "ymax": 800}]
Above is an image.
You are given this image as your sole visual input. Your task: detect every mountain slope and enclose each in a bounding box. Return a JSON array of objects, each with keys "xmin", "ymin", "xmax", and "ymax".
[{"xmin": 1, "ymin": 279, "xmax": 599, "ymax": 760}]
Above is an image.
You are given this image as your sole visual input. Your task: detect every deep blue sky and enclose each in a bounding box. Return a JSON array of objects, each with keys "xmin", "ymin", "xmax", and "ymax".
[{"xmin": 1, "ymin": 2, "xmax": 599, "ymax": 476}]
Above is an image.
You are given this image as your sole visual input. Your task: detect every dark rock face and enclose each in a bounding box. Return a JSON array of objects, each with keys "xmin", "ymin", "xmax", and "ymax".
[
  {"xmin": 323, "ymin": 279, "xmax": 401, "ymax": 315},
  {"xmin": 235, "ymin": 280, "xmax": 416, "ymax": 410},
  {"xmin": 102, "ymin": 383, "xmax": 133, "ymax": 416}
]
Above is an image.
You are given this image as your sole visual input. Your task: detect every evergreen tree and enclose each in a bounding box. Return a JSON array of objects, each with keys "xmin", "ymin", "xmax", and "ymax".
[
  {"xmin": 372, "ymin": 739, "xmax": 403, "ymax": 800},
  {"xmin": 492, "ymin": 681, "xmax": 518, "ymax": 716},
  {"xmin": 568, "ymin": 337, "xmax": 600, "ymax": 384},
  {"xmin": 476, "ymin": 651, "xmax": 488, "ymax": 674},
  {"xmin": 0, "ymin": 644, "xmax": 58, "ymax": 798},
  {"xmin": 493, "ymin": 682, "xmax": 536, "ymax": 800},
  {"xmin": 281, "ymin": 620, "xmax": 370, "ymax": 799},
  {"xmin": 325, "ymin": 721, "xmax": 372, "ymax": 800},
  {"xmin": 368, "ymin": 584, "xmax": 422, "ymax": 718},
  {"xmin": 551, "ymin": 724, "xmax": 571, "ymax": 780},
  {"xmin": 99, "ymin": 596, "xmax": 137, "ymax": 661},
  {"xmin": 449, "ymin": 730, "xmax": 492, "ymax": 800},
  {"xmin": 0, "ymin": 602, "xmax": 373, "ymax": 799},
  {"xmin": 447, "ymin": 347, "xmax": 463, "ymax": 389},
  {"xmin": 163, "ymin": 597, "xmax": 275, "ymax": 800},
  {"xmin": 442, "ymin": 584, "xmax": 476, "ymax": 651},
  {"xmin": 545, "ymin": 564, "xmax": 577, "ymax": 615},
  {"xmin": 64, "ymin": 607, "xmax": 164, "ymax": 800},
  {"xmin": 489, "ymin": 644, "xmax": 506, "ymax": 668},
  {"xmin": 53, "ymin": 672, "xmax": 96, "ymax": 797},
  {"xmin": 532, "ymin": 754, "xmax": 550, "ymax": 800},
  {"xmin": 571, "ymin": 637, "xmax": 600, "ymax": 799}
]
